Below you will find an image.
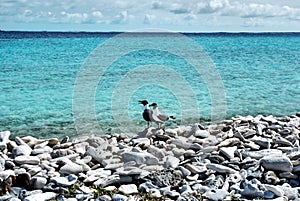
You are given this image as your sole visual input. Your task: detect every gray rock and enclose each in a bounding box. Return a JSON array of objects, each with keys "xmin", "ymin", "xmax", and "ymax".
[
  {"xmin": 94, "ymin": 175, "xmax": 120, "ymax": 187},
  {"xmin": 118, "ymin": 184, "xmax": 138, "ymax": 194},
  {"xmin": 260, "ymin": 155, "xmax": 293, "ymax": 172},
  {"xmin": 12, "ymin": 145, "xmax": 32, "ymax": 157},
  {"xmin": 264, "ymin": 184, "xmax": 284, "ymax": 197},
  {"xmin": 98, "ymin": 195, "xmax": 112, "ymax": 201},
  {"xmin": 203, "ymin": 189, "xmax": 228, "ymax": 201},
  {"xmin": 147, "ymin": 145, "xmax": 165, "ymax": 159},
  {"xmin": 122, "ymin": 152, "xmax": 158, "ymax": 165},
  {"xmin": 131, "ymin": 138, "xmax": 150, "ymax": 146},
  {"xmin": 0, "ymin": 131, "xmax": 10, "ymax": 143},
  {"xmin": 241, "ymin": 149, "xmax": 282, "ymax": 159},
  {"xmin": 194, "ymin": 130, "xmax": 210, "ymax": 138},
  {"xmin": 164, "ymin": 155, "xmax": 180, "ymax": 169},
  {"xmin": 180, "ymin": 184, "xmax": 194, "ymax": 196},
  {"xmin": 251, "ymin": 136, "xmax": 271, "ymax": 149},
  {"xmin": 24, "ymin": 192, "xmax": 56, "ymax": 201},
  {"xmin": 112, "ymin": 194, "xmax": 128, "ymax": 201},
  {"xmin": 0, "ymin": 156, "xmax": 5, "ymax": 171},
  {"xmin": 220, "ymin": 146, "xmax": 237, "ymax": 159},
  {"xmin": 31, "ymin": 177, "xmax": 47, "ymax": 189},
  {"xmin": 59, "ymin": 163, "xmax": 83, "ymax": 175},
  {"xmin": 32, "ymin": 146, "xmax": 53, "ymax": 155},
  {"xmin": 206, "ymin": 163, "xmax": 237, "ymax": 174},
  {"xmin": 185, "ymin": 163, "xmax": 206, "ymax": 174},
  {"xmin": 51, "ymin": 174, "xmax": 78, "ymax": 187},
  {"xmin": 177, "ymin": 166, "xmax": 191, "ymax": 177},
  {"xmin": 14, "ymin": 156, "xmax": 40, "ymax": 165},
  {"xmin": 169, "ymin": 138, "xmax": 192, "ymax": 149}
]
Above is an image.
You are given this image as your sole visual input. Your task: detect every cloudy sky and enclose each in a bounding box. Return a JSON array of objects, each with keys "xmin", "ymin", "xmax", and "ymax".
[{"xmin": 1, "ymin": 0, "xmax": 300, "ymax": 32}]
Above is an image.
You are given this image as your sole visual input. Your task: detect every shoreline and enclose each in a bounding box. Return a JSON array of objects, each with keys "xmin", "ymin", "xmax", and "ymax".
[{"xmin": 0, "ymin": 113, "xmax": 300, "ymax": 201}]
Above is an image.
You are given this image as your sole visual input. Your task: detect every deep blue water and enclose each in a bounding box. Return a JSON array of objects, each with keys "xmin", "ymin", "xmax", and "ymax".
[{"xmin": 0, "ymin": 31, "xmax": 299, "ymax": 138}]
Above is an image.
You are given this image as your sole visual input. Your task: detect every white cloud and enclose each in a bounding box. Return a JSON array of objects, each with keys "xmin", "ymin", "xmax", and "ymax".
[
  {"xmin": 170, "ymin": 3, "xmax": 190, "ymax": 14},
  {"xmin": 144, "ymin": 14, "xmax": 156, "ymax": 24},
  {"xmin": 111, "ymin": 10, "xmax": 132, "ymax": 24},
  {"xmin": 197, "ymin": 0, "xmax": 230, "ymax": 14},
  {"xmin": 0, "ymin": 0, "xmax": 300, "ymax": 31},
  {"xmin": 151, "ymin": 1, "xmax": 164, "ymax": 10}
]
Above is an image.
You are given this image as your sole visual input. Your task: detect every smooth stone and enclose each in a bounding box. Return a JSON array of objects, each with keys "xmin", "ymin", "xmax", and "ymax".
[
  {"xmin": 101, "ymin": 158, "xmax": 121, "ymax": 167},
  {"xmin": 147, "ymin": 145, "xmax": 165, "ymax": 159},
  {"xmin": 279, "ymin": 172, "xmax": 298, "ymax": 179},
  {"xmin": 164, "ymin": 155, "xmax": 180, "ymax": 169},
  {"xmin": 33, "ymin": 140, "xmax": 49, "ymax": 149},
  {"xmin": 273, "ymin": 136, "xmax": 293, "ymax": 146},
  {"xmin": 241, "ymin": 180, "xmax": 264, "ymax": 199},
  {"xmin": 12, "ymin": 145, "xmax": 32, "ymax": 157},
  {"xmin": 251, "ymin": 136, "xmax": 271, "ymax": 148},
  {"xmin": 28, "ymin": 166, "xmax": 42, "ymax": 176},
  {"xmin": 177, "ymin": 166, "xmax": 191, "ymax": 177},
  {"xmin": 186, "ymin": 174, "xmax": 199, "ymax": 181},
  {"xmin": 59, "ymin": 163, "xmax": 83, "ymax": 175},
  {"xmin": 169, "ymin": 138, "xmax": 192, "ymax": 149},
  {"xmin": 180, "ymin": 184, "xmax": 194, "ymax": 196},
  {"xmin": 185, "ymin": 163, "xmax": 206, "ymax": 174},
  {"xmin": 122, "ymin": 152, "xmax": 159, "ymax": 165},
  {"xmin": 32, "ymin": 146, "xmax": 53, "ymax": 155},
  {"xmin": 279, "ymin": 185, "xmax": 299, "ymax": 200},
  {"xmin": 0, "ymin": 195, "xmax": 12, "ymax": 201},
  {"xmin": 86, "ymin": 137, "xmax": 108, "ymax": 149},
  {"xmin": 131, "ymin": 138, "xmax": 150, "ymax": 146},
  {"xmin": 139, "ymin": 181, "xmax": 159, "ymax": 192},
  {"xmin": 14, "ymin": 156, "xmax": 40, "ymax": 165},
  {"xmin": 206, "ymin": 163, "xmax": 237, "ymax": 174},
  {"xmin": 0, "ymin": 157, "xmax": 5, "ymax": 171},
  {"xmin": 24, "ymin": 192, "xmax": 56, "ymax": 201},
  {"xmin": 118, "ymin": 184, "xmax": 138, "ymax": 195},
  {"xmin": 194, "ymin": 130, "xmax": 210, "ymax": 138},
  {"xmin": 0, "ymin": 131, "xmax": 10, "ymax": 143},
  {"xmin": 94, "ymin": 175, "xmax": 120, "ymax": 187},
  {"xmin": 264, "ymin": 191, "xmax": 275, "ymax": 199},
  {"xmin": 160, "ymin": 187, "xmax": 180, "ymax": 197},
  {"xmin": 48, "ymin": 138, "xmax": 59, "ymax": 146},
  {"xmin": 31, "ymin": 177, "xmax": 47, "ymax": 189},
  {"xmin": 112, "ymin": 194, "xmax": 128, "ymax": 201},
  {"xmin": 220, "ymin": 146, "xmax": 237, "ymax": 159},
  {"xmin": 165, "ymin": 129, "xmax": 178, "ymax": 137},
  {"xmin": 51, "ymin": 174, "xmax": 78, "ymax": 187},
  {"xmin": 98, "ymin": 195, "xmax": 112, "ymax": 201},
  {"xmin": 241, "ymin": 149, "xmax": 283, "ymax": 159},
  {"xmin": 73, "ymin": 142, "xmax": 88, "ymax": 155},
  {"xmin": 260, "ymin": 155, "xmax": 293, "ymax": 172},
  {"xmin": 203, "ymin": 189, "xmax": 228, "ymax": 201},
  {"xmin": 264, "ymin": 184, "xmax": 284, "ymax": 197},
  {"xmin": 217, "ymin": 138, "xmax": 240, "ymax": 148},
  {"xmin": 85, "ymin": 147, "xmax": 110, "ymax": 163}
]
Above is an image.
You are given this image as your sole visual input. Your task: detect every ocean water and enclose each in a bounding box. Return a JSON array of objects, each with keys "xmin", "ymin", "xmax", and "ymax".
[{"xmin": 0, "ymin": 31, "xmax": 299, "ymax": 138}]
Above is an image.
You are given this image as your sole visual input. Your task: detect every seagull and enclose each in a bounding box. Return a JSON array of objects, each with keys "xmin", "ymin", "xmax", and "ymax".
[
  {"xmin": 149, "ymin": 103, "xmax": 175, "ymax": 128},
  {"xmin": 138, "ymin": 100, "xmax": 153, "ymax": 127}
]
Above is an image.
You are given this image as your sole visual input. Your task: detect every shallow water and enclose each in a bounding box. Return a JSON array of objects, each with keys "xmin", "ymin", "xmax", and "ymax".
[{"xmin": 0, "ymin": 32, "xmax": 299, "ymax": 138}]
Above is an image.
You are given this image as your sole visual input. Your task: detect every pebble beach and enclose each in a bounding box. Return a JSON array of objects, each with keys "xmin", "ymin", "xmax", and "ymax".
[{"xmin": 1, "ymin": 113, "xmax": 300, "ymax": 201}]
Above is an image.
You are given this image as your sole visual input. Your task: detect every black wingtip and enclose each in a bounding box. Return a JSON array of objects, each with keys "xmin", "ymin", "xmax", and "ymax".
[{"xmin": 169, "ymin": 116, "xmax": 176, "ymax": 119}]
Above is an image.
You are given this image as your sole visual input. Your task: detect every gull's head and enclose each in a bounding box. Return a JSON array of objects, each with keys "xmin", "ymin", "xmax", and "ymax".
[
  {"xmin": 138, "ymin": 100, "xmax": 149, "ymax": 106},
  {"xmin": 149, "ymin": 103, "xmax": 158, "ymax": 109}
]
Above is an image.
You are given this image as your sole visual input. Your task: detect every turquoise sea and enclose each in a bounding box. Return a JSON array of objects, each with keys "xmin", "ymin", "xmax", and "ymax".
[{"xmin": 0, "ymin": 31, "xmax": 299, "ymax": 138}]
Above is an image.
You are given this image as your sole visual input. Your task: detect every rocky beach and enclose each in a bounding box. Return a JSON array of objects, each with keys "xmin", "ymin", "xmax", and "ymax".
[{"xmin": 1, "ymin": 113, "xmax": 300, "ymax": 201}]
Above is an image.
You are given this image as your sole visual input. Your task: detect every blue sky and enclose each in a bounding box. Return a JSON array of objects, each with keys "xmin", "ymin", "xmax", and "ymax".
[{"xmin": 1, "ymin": 0, "xmax": 300, "ymax": 32}]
